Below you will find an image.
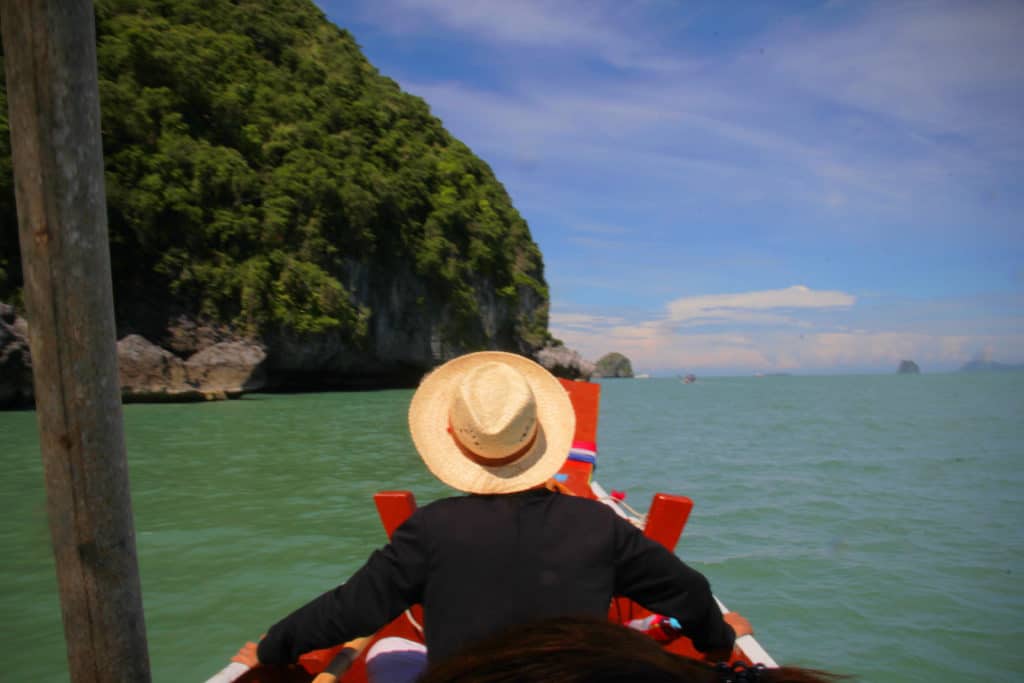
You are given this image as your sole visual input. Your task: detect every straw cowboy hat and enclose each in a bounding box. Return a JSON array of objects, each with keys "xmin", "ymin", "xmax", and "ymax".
[{"xmin": 409, "ymin": 351, "xmax": 576, "ymax": 494}]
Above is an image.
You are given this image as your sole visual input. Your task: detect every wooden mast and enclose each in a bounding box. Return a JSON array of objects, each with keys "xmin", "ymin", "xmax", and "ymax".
[{"xmin": 1, "ymin": 1, "xmax": 151, "ymax": 680}]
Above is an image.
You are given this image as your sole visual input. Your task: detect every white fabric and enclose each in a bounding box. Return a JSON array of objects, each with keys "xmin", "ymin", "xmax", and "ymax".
[
  {"xmin": 203, "ymin": 661, "xmax": 250, "ymax": 683},
  {"xmin": 366, "ymin": 636, "xmax": 427, "ymax": 659}
]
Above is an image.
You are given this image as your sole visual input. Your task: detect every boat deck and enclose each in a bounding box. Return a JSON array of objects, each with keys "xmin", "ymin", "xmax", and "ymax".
[{"xmin": 208, "ymin": 378, "xmax": 773, "ymax": 683}]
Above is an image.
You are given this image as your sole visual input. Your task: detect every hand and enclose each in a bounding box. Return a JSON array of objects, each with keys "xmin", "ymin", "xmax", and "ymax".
[
  {"xmin": 724, "ymin": 611, "xmax": 753, "ymax": 638},
  {"xmin": 230, "ymin": 641, "xmax": 261, "ymax": 668}
]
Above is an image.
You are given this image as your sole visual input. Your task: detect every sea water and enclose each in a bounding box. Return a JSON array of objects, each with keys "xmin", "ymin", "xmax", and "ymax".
[{"xmin": 2, "ymin": 373, "xmax": 1022, "ymax": 682}]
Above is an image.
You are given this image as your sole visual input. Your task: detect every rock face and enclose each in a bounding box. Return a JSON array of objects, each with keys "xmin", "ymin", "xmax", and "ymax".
[
  {"xmin": 253, "ymin": 262, "xmax": 546, "ymax": 390},
  {"xmin": 0, "ymin": 303, "xmax": 33, "ymax": 409},
  {"xmin": 535, "ymin": 344, "xmax": 594, "ymax": 381},
  {"xmin": 184, "ymin": 341, "xmax": 267, "ymax": 398},
  {"xmin": 112, "ymin": 262, "xmax": 547, "ymax": 393},
  {"xmin": 593, "ymin": 352, "xmax": 634, "ymax": 378},
  {"xmin": 897, "ymin": 360, "xmax": 920, "ymax": 374},
  {"xmin": 1, "ymin": 308, "xmax": 270, "ymax": 407},
  {"xmin": 118, "ymin": 335, "xmax": 190, "ymax": 400},
  {"xmin": 117, "ymin": 334, "xmax": 266, "ymax": 402}
]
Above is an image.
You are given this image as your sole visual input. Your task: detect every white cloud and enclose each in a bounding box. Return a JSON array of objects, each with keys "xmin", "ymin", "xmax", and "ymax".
[
  {"xmin": 350, "ymin": 0, "xmax": 699, "ymax": 72},
  {"xmin": 553, "ymin": 319, "xmax": 1024, "ymax": 373},
  {"xmin": 550, "ymin": 286, "xmax": 1024, "ymax": 372},
  {"xmin": 666, "ymin": 286, "xmax": 856, "ymax": 325},
  {"xmin": 363, "ymin": 0, "xmax": 1023, "ymax": 229},
  {"xmin": 569, "ymin": 222, "xmax": 631, "ymax": 236},
  {"xmin": 766, "ymin": 1, "xmax": 1024, "ymax": 153},
  {"xmin": 375, "ymin": 0, "xmax": 616, "ymax": 49},
  {"xmin": 548, "ymin": 311, "xmax": 627, "ymax": 331}
]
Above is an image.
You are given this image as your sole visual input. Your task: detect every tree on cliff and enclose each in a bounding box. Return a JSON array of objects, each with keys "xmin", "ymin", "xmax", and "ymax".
[{"xmin": 0, "ymin": 0, "xmax": 550, "ymax": 353}]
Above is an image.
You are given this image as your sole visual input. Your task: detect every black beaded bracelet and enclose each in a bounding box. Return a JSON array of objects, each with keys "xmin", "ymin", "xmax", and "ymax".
[{"xmin": 714, "ymin": 661, "xmax": 769, "ymax": 682}]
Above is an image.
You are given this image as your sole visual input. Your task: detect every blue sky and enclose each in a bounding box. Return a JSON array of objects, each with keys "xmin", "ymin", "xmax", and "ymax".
[{"xmin": 318, "ymin": 0, "xmax": 1023, "ymax": 375}]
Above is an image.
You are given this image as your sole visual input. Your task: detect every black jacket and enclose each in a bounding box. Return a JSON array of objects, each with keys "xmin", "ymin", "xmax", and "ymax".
[{"xmin": 258, "ymin": 488, "xmax": 734, "ymax": 665}]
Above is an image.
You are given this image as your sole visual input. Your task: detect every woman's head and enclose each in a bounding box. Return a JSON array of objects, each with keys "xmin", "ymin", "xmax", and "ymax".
[{"xmin": 418, "ymin": 616, "xmax": 850, "ymax": 683}]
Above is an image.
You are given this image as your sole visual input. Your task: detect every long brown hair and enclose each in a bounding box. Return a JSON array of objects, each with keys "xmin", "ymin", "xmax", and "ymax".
[{"xmin": 419, "ymin": 617, "xmax": 849, "ymax": 683}]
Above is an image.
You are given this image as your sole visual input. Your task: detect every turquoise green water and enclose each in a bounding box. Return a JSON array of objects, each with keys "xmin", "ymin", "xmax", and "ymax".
[{"xmin": 2, "ymin": 373, "xmax": 1022, "ymax": 681}]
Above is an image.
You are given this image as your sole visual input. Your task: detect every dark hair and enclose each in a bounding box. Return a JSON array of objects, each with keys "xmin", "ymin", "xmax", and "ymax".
[{"xmin": 418, "ymin": 617, "xmax": 849, "ymax": 683}]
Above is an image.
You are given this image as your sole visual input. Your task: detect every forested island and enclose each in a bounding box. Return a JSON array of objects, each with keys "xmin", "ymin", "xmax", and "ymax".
[
  {"xmin": 593, "ymin": 352, "xmax": 634, "ymax": 378},
  {"xmin": 1, "ymin": 0, "xmax": 561, "ymax": 404}
]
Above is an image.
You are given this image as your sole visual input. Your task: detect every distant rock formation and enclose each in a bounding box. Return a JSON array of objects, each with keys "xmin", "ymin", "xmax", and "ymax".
[
  {"xmin": 117, "ymin": 334, "xmax": 266, "ymax": 402},
  {"xmin": 897, "ymin": 360, "xmax": 920, "ymax": 374},
  {"xmin": 535, "ymin": 344, "xmax": 594, "ymax": 381},
  {"xmin": 593, "ymin": 352, "xmax": 634, "ymax": 378},
  {"xmin": 0, "ymin": 303, "xmax": 33, "ymax": 409}
]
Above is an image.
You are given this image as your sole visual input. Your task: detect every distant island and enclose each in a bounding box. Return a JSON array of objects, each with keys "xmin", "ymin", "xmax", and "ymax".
[
  {"xmin": 897, "ymin": 360, "xmax": 920, "ymax": 374},
  {"xmin": 959, "ymin": 360, "xmax": 1024, "ymax": 373}
]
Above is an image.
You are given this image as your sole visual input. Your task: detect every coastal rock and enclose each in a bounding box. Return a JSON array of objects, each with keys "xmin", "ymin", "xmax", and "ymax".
[
  {"xmin": 897, "ymin": 360, "xmax": 920, "ymax": 374},
  {"xmin": 535, "ymin": 344, "xmax": 595, "ymax": 381},
  {"xmin": 0, "ymin": 303, "xmax": 34, "ymax": 409},
  {"xmin": 118, "ymin": 334, "xmax": 267, "ymax": 401},
  {"xmin": 593, "ymin": 352, "xmax": 634, "ymax": 378},
  {"xmin": 184, "ymin": 341, "xmax": 267, "ymax": 397},
  {"xmin": 163, "ymin": 316, "xmax": 237, "ymax": 357},
  {"xmin": 117, "ymin": 334, "xmax": 196, "ymax": 401}
]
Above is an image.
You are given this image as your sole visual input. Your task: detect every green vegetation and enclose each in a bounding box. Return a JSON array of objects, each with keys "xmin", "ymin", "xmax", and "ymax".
[{"xmin": 0, "ymin": 0, "xmax": 549, "ymax": 348}]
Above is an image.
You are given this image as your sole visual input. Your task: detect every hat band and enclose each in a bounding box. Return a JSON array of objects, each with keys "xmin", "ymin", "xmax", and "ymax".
[{"xmin": 448, "ymin": 421, "xmax": 540, "ymax": 469}]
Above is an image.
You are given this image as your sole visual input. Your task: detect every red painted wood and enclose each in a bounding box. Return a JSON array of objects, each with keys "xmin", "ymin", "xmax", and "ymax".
[
  {"xmin": 643, "ymin": 494, "xmax": 694, "ymax": 552},
  {"xmin": 373, "ymin": 491, "xmax": 417, "ymax": 538},
  {"xmin": 557, "ymin": 379, "xmax": 601, "ymax": 445},
  {"xmin": 554, "ymin": 380, "xmax": 601, "ymax": 497}
]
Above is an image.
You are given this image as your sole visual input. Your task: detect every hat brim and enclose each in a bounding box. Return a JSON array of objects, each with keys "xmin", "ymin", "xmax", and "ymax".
[{"xmin": 409, "ymin": 352, "xmax": 576, "ymax": 494}]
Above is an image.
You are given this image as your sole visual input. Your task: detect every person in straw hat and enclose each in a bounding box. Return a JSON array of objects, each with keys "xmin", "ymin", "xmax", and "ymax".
[{"xmin": 253, "ymin": 351, "xmax": 750, "ymax": 681}]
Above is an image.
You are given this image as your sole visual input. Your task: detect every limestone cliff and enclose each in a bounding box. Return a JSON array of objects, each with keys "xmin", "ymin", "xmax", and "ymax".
[{"xmin": 0, "ymin": 0, "xmax": 553, "ymax": 397}]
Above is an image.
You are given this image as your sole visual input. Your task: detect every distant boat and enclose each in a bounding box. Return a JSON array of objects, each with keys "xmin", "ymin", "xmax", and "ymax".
[
  {"xmin": 635, "ymin": 373, "xmax": 651, "ymax": 379},
  {"xmin": 681, "ymin": 374, "xmax": 696, "ymax": 384}
]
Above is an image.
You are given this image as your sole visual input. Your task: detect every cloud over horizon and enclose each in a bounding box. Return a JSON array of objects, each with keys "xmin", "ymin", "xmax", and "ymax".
[{"xmin": 549, "ymin": 286, "xmax": 1021, "ymax": 374}]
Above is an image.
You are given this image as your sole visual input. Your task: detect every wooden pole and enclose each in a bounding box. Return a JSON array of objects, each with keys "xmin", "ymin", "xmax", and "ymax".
[{"xmin": 1, "ymin": 1, "xmax": 151, "ymax": 681}]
